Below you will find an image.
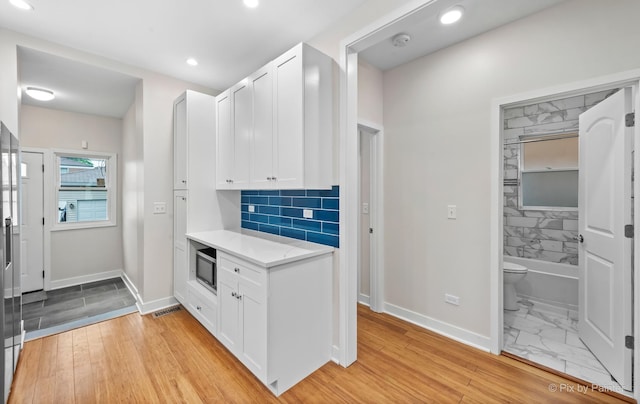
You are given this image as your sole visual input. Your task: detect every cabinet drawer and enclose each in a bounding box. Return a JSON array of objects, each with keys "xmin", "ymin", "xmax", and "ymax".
[
  {"xmin": 187, "ymin": 284, "xmax": 217, "ymax": 336},
  {"xmin": 219, "ymin": 254, "xmax": 266, "ymax": 287}
]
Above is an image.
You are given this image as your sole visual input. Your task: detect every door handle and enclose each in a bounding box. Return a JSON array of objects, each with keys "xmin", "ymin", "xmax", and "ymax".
[
  {"xmin": 573, "ymin": 234, "xmax": 584, "ymax": 243},
  {"xmin": 5, "ymin": 217, "xmax": 11, "ymax": 267}
]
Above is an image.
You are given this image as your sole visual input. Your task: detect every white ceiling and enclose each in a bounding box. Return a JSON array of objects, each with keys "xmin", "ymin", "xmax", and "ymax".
[
  {"xmin": 359, "ymin": 0, "xmax": 565, "ymax": 71},
  {"xmin": 3, "ymin": 0, "xmax": 566, "ymax": 118},
  {"xmin": 0, "ymin": 0, "xmax": 368, "ymax": 91},
  {"xmin": 19, "ymin": 47, "xmax": 139, "ymax": 118}
]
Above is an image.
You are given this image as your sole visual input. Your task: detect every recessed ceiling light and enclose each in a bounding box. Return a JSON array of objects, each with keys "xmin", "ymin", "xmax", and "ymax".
[
  {"xmin": 243, "ymin": 0, "xmax": 259, "ymax": 8},
  {"xmin": 9, "ymin": 0, "xmax": 33, "ymax": 10},
  {"xmin": 440, "ymin": 6, "xmax": 464, "ymax": 25},
  {"xmin": 186, "ymin": 58, "xmax": 198, "ymax": 66},
  {"xmin": 25, "ymin": 87, "xmax": 55, "ymax": 101}
]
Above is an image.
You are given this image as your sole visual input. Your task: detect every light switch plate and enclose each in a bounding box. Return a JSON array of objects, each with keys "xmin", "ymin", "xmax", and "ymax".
[
  {"xmin": 447, "ymin": 205, "xmax": 456, "ymax": 220},
  {"xmin": 362, "ymin": 203, "xmax": 369, "ymax": 214},
  {"xmin": 153, "ymin": 202, "xmax": 167, "ymax": 214},
  {"xmin": 303, "ymin": 209, "xmax": 313, "ymax": 219}
]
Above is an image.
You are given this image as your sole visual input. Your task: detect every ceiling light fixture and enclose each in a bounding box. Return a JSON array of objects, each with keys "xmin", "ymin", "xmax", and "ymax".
[
  {"xmin": 9, "ymin": 0, "xmax": 33, "ymax": 10},
  {"xmin": 391, "ymin": 33, "xmax": 411, "ymax": 48},
  {"xmin": 25, "ymin": 87, "xmax": 55, "ymax": 101},
  {"xmin": 243, "ymin": 0, "xmax": 259, "ymax": 8},
  {"xmin": 186, "ymin": 58, "xmax": 198, "ymax": 66},
  {"xmin": 440, "ymin": 6, "xmax": 464, "ymax": 25}
]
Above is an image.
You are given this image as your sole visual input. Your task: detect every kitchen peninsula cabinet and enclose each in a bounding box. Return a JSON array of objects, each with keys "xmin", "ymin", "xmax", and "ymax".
[{"xmin": 186, "ymin": 230, "xmax": 333, "ymax": 396}]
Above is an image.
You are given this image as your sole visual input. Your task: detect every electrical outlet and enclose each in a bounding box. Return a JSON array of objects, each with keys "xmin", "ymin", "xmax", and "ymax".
[
  {"xmin": 445, "ymin": 293, "xmax": 460, "ymax": 306},
  {"xmin": 303, "ymin": 209, "xmax": 313, "ymax": 219},
  {"xmin": 153, "ymin": 202, "xmax": 166, "ymax": 214},
  {"xmin": 248, "ymin": 205, "xmax": 255, "ymax": 213},
  {"xmin": 447, "ymin": 205, "xmax": 457, "ymax": 220}
]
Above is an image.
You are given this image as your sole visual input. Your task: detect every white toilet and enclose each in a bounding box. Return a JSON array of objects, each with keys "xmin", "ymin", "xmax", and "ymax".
[{"xmin": 503, "ymin": 261, "xmax": 528, "ymax": 311}]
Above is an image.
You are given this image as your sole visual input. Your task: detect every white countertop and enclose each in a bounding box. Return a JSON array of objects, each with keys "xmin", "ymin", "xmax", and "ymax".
[{"xmin": 186, "ymin": 229, "xmax": 334, "ymax": 268}]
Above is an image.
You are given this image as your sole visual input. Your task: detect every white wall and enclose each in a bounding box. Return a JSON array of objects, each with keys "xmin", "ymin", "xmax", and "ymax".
[
  {"xmin": 122, "ymin": 99, "xmax": 139, "ymax": 289},
  {"xmin": 358, "ymin": 60, "xmax": 384, "ymax": 126},
  {"xmin": 20, "ymin": 104, "xmax": 124, "ymax": 282},
  {"xmin": 381, "ymin": 0, "xmax": 640, "ymax": 337},
  {"xmin": 0, "ymin": 29, "xmax": 215, "ymax": 307}
]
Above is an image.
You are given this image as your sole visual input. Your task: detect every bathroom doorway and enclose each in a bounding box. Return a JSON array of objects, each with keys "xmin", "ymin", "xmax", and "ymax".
[{"xmin": 497, "ymin": 83, "xmax": 636, "ymax": 395}]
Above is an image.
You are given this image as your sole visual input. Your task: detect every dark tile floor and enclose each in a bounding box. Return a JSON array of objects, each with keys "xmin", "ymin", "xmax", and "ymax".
[{"xmin": 22, "ymin": 277, "xmax": 137, "ymax": 332}]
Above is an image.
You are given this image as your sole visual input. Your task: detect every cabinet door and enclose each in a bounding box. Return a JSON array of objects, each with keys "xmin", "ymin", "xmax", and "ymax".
[
  {"xmin": 173, "ymin": 96, "xmax": 188, "ymax": 189},
  {"xmin": 173, "ymin": 192, "xmax": 188, "ymax": 303},
  {"xmin": 217, "ymin": 262, "xmax": 240, "ymax": 353},
  {"xmin": 238, "ymin": 268, "xmax": 267, "ymax": 380},
  {"xmin": 273, "ymin": 47, "xmax": 304, "ymax": 188},
  {"xmin": 232, "ymin": 82, "xmax": 252, "ymax": 188},
  {"xmin": 216, "ymin": 91, "xmax": 234, "ymax": 189},
  {"xmin": 250, "ymin": 65, "xmax": 274, "ymax": 188}
]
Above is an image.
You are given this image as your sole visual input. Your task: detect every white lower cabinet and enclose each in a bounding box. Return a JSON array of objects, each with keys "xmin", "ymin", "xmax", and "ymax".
[
  {"xmin": 185, "ymin": 281, "xmax": 217, "ymax": 337},
  {"xmin": 173, "ymin": 191, "xmax": 188, "ymax": 304},
  {"xmin": 218, "ymin": 254, "xmax": 267, "ymax": 380},
  {"xmin": 216, "ymin": 250, "xmax": 331, "ymax": 396}
]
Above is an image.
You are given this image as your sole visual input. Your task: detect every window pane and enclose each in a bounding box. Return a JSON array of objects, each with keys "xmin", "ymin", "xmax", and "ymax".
[
  {"xmin": 59, "ymin": 156, "xmax": 107, "ymax": 187},
  {"xmin": 58, "ymin": 189, "xmax": 108, "ymax": 223},
  {"xmin": 523, "ymin": 137, "xmax": 578, "ymax": 170},
  {"xmin": 522, "ymin": 170, "xmax": 578, "ymax": 208}
]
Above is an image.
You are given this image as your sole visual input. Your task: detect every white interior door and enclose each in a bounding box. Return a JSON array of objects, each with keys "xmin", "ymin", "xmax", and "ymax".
[
  {"xmin": 21, "ymin": 151, "xmax": 44, "ymax": 293},
  {"xmin": 578, "ymin": 87, "xmax": 633, "ymax": 390}
]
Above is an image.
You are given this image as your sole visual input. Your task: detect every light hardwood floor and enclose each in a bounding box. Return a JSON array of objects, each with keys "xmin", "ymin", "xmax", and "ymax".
[{"xmin": 9, "ymin": 304, "xmax": 631, "ymax": 403}]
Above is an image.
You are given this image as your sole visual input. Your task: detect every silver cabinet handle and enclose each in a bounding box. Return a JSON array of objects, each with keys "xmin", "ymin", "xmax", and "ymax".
[
  {"xmin": 231, "ymin": 292, "xmax": 236, "ymax": 297},
  {"xmin": 271, "ymin": 177, "xmax": 276, "ymax": 181},
  {"xmin": 196, "ymin": 305, "xmax": 202, "ymax": 311},
  {"xmin": 573, "ymin": 235, "xmax": 584, "ymax": 243},
  {"xmin": 234, "ymin": 267, "xmax": 240, "ymax": 273},
  {"xmin": 236, "ymin": 294, "xmax": 242, "ymax": 300}
]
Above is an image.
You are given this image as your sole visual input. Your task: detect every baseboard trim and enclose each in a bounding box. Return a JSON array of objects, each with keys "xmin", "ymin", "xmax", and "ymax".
[
  {"xmin": 120, "ymin": 271, "xmax": 139, "ymax": 298},
  {"xmin": 49, "ymin": 269, "xmax": 124, "ymax": 290},
  {"xmin": 383, "ymin": 302, "xmax": 491, "ymax": 352},
  {"xmin": 137, "ymin": 296, "xmax": 179, "ymax": 315},
  {"xmin": 358, "ymin": 294, "xmax": 370, "ymax": 306},
  {"xmin": 331, "ymin": 345, "xmax": 340, "ymax": 364}
]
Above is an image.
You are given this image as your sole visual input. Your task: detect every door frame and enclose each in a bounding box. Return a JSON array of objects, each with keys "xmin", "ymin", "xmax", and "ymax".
[
  {"xmin": 489, "ymin": 70, "xmax": 640, "ymax": 396},
  {"xmin": 339, "ymin": 0, "xmax": 443, "ymax": 368},
  {"xmin": 21, "ymin": 147, "xmax": 52, "ymax": 291},
  {"xmin": 357, "ymin": 121, "xmax": 384, "ymax": 313}
]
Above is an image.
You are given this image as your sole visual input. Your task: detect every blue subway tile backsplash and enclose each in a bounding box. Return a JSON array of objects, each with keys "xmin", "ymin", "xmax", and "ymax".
[{"xmin": 241, "ymin": 185, "xmax": 340, "ymax": 248}]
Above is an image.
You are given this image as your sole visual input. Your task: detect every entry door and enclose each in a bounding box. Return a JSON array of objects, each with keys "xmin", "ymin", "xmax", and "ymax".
[
  {"xmin": 578, "ymin": 87, "xmax": 633, "ymax": 390},
  {"xmin": 21, "ymin": 151, "xmax": 44, "ymax": 292}
]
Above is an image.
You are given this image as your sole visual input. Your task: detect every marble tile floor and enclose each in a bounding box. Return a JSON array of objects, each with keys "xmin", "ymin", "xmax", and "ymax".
[
  {"xmin": 21, "ymin": 277, "xmax": 137, "ymax": 333},
  {"xmin": 503, "ymin": 298, "xmax": 630, "ymax": 396}
]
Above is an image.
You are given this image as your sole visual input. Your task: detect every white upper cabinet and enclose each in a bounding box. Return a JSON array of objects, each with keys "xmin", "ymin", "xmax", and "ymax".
[
  {"xmin": 250, "ymin": 65, "xmax": 274, "ymax": 188},
  {"xmin": 216, "ymin": 43, "xmax": 333, "ymax": 190},
  {"xmin": 173, "ymin": 95, "xmax": 188, "ymax": 189},
  {"xmin": 216, "ymin": 90, "xmax": 233, "ymax": 189},
  {"xmin": 232, "ymin": 81, "xmax": 252, "ymax": 187}
]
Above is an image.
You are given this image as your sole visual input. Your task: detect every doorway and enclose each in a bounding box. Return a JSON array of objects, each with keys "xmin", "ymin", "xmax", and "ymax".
[
  {"xmin": 358, "ymin": 123, "xmax": 384, "ymax": 313},
  {"xmin": 495, "ymin": 81, "xmax": 638, "ymax": 395},
  {"xmin": 21, "ymin": 150, "xmax": 45, "ymax": 293}
]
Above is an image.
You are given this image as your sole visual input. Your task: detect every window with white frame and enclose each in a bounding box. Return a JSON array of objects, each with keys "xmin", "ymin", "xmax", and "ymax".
[
  {"xmin": 520, "ymin": 134, "xmax": 578, "ymax": 209},
  {"xmin": 54, "ymin": 151, "xmax": 117, "ymax": 229}
]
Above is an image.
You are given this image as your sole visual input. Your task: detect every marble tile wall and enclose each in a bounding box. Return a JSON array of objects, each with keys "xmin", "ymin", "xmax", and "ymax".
[{"xmin": 503, "ymin": 89, "xmax": 618, "ymax": 266}]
